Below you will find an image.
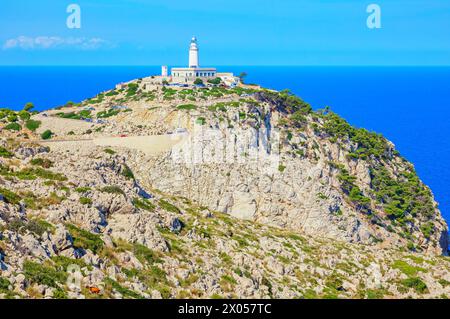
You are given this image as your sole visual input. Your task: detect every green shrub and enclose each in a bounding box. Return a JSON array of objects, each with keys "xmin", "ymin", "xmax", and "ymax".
[
  {"xmin": 7, "ymin": 114, "xmax": 17, "ymax": 123},
  {"xmin": 126, "ymin": 83, "xmax": 139, "ymax": 96},
  {"xmin": 370, "ymin": 166, "xmax": 435, "ymax": 223},
  {"xmin": 23, "ymin": 261, "xmax": 67, "ymax": 288},
  {"xmin": 337, "ymin": 168, "xmax": 371, "ymax": 211},
  {"xmin": 26, "ymin": 219, "xmax": 55, "ymax": 236},
  {"xmin": 79, "ymin": 197, "xmax": 92, "ymax": 205},
  {"xmin": 4, "ymin": 122, "xmax": 21, "ymax": 131},
  {"xmin": 208, "ymin": 102, "xmax": 227, "ymax": 112},
  {"xmin": 322, "ymin": 112, "xmax": 389, "ymax": 160},
  {"xmin": 177, "ymin": 104, "xmax": 197, "ymax": 111},
  {"xmin": 196, "ymin": 117, "xmax": 206, "ymax": 125},
  {"xmin": 30, "ymin": 157, "xmax": 53, "ymax": 168},
  {"xmin": 438, "ymin": 279, "xmax": 450, "ymax": 287},
  {"xmin": 79, "ymin": 110, "xmax": 92, "ymax": 118},
  {"xmin": 221, "ymin": 274, "xmax": 237, "ymax": 285},
  {"xmin": 290, "ymin": 111, "xmax": 307, "ymax": 127},
  {"xmin": 8, "ymin": 218, "xmax": 27, "ymax": 233},
  {"xmin": 0, "ymin": 277, "xmax": 10, "ymax": 291},
  {"xmin": 0, "ymin": 146, "xmax": 12, "ymax": 158},
  {"xmin": 24, "ymin": 191, "xmax": 64, "ymax": 208},
  {"xmin": 132, "ymin": 197, "xmax": 155, "ymax": 212},
  {"xmin": 104, "ymin": 278, "xmax": 143, "ymax": 299},
  {"xmin": 105, "ymin": 90, "xmax": 119, "ymax": 96},
  {"xmin": 66, "ymin": 224, "xmax": 104, "ymax": 253},
  {"xmin": 135, "ymin": 266, "xmax": 169, "ymax": 296},
  {"xmin": 25, "ymin": 120, "xmax": 41, "ymax": 132},
  {"xmin": 24, "ymin": 102, "xmax": 34, "ymax": 112},
  {"xmin": 97, "ymin": 109, "xmax": 120, "ymax": 118},
  {"xmin": 207, "ymin": 77, "xmax": 222, "ymax": 85},
  {"xmin": 261, "ymin": 89, "xmax": 312, "ymax": 115},
  {"xmin": 0, "ymin": 187, "xmax": 21, "ymax": 204},
  {"xmin": 158, "ymin": 199, "xmax": 180, "ymax": 213},
  {"xmin": 366, "ymin": 289, "xmax": 386, "ymax": 299},
  {"xmin": 121, "ymin": 165, "xmax": 134, "ymax": 180},
  {"xmin": 133, "ymin": 243, "xmax": 161, "ymax": 264},
  {"xmin": 194, "ymin": 78, "xmax": 204, "ymax": 85},
  {"xmin": 41, "ymin": 130, "xmax": 53, "ymax": 140},
  {"xmin": 57, "ymin": 112, "xmax": 81, "ymax": 120},
  {"xmin": 52, "ymin": 256, "xmax": 88, "ymax": 271},
  {"xmin": 52, "ymin": 289, "xmax": 68, "ymax": 299},
  {"xmin": 420, "ymin": 222, "xmax": 434, "ymax": 239},
  {"xmin": 100, "ymin": 185, "xmax": 125, "ymax": 196},
  {"xmin": 104, "ymin": 148, "xmax": 116, "ymax": 155},
  {"xmin": 18, "ymin": 110, "xmax": 31, "ymax": 121},
  {"xmin": 17, "ymin": 167, "xmax": 67, "ymax": 181},
  {"xmin": 392, "ymin": 260, "xmax": 426, "ymax": 276},
  {"xmin": 75, "ymin": 186, "xmax": 92, "ymax": 193},
  {"xmin": 401, "ymin": 277, "xmax": 428, "ymax": 293},
  {"xmin": 261, "ymin": 276, "xmax": 273, "ymax": 297}
]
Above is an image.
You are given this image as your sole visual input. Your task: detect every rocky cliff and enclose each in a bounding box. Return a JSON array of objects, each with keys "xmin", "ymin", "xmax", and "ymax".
[{"xmin": 0, "ymin": 81, "xmax": 448, "ymax": 299}]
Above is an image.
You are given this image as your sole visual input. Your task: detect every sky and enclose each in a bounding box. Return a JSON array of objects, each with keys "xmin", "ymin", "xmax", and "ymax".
[{"xmin": 0, "ymin": 0, "xmax": 449, "ymax": 66}]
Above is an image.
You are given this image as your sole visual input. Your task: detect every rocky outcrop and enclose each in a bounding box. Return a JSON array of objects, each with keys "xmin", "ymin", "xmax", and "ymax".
[
  {"xmin": 129, "ymin": 90, "xmax": 448, "ymax": 256},
  {"xmin": 0, "ymin": 83, "xmax": 448, "ymax": 299}
]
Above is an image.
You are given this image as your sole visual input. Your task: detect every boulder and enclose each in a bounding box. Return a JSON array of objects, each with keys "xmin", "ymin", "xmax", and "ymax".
[{"xmin": 51, "ymin": 224, "xmax": 73, "ymax": 252}]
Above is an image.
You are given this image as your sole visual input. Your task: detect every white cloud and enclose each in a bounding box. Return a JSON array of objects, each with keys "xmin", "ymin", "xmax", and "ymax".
[{"xmin": 2, "ymin": 36, "xmax": 114, "ymax": 50}]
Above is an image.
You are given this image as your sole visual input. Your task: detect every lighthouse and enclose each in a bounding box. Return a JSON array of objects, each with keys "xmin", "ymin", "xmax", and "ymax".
[
  {"xmin": 170, "ymin": 36, "xmax": 226, "ymax": 83},
  {"xmin": 189, "ymin": 37, "xmax": 199, "ymax": 68},
  {"xmin": 151, "ymin": 36, "xmax": 239, "ymax": 87}
]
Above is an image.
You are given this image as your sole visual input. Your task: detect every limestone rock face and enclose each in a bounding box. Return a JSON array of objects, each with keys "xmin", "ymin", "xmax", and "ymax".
[
  {"xmin": 0, "ymin": 83, "xmax": 448, "ymax": 299},
  {"xmin": 108, "ymin": 213, "xmax": 169, "ymax": 252},
  {"xmin": 136, "ymin": 100, "xmax": 447, "ymax": 255},
  {"xmin": 51, "ymin": 224, "xmax": 73, "ymax": 253}
]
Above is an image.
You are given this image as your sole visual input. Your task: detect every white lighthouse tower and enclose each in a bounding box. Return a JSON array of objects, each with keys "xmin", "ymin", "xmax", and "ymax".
[
  {"xmin": 171, "ymin": 36, "xmax": 220, "ymax": 83},
  {"xmin": 189, "ymin": 37, "xmax": 199, "ymax": 68}
]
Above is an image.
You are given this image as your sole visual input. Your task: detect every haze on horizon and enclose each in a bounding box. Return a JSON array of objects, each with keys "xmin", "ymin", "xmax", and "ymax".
[{"xmin": 0, "ymin": 0, "xmax": 449, "ymax": 66}]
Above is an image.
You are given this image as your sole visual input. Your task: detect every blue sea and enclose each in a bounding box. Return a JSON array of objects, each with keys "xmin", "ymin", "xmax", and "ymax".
[{"xmin": 0, "ymin": 66, "xmax": 449, "ymax": 226}]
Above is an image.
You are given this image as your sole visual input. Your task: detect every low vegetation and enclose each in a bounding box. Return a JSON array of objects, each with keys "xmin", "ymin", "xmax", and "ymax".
[
  {"xmin": 41, "ymin": 130, "xmax": 53, "ymax": 140},
  {"xmin": 66, "ymin": 224, "xmax": 104, "ymax": 254}
]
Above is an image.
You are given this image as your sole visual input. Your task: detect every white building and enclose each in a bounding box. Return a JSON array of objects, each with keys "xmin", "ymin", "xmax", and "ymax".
[
  {"xmin": 170, "ymin": 37, "xmax": 218, "ymax": 83},
  {"xmin": 136, "ymin": 36, "xmax": 239, "ymax": 89},
  {"xmin": 161, "ymin": 65, "xmax": 168, "ymax": 77}
]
